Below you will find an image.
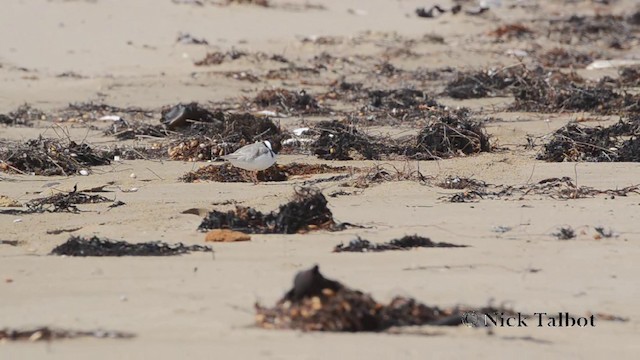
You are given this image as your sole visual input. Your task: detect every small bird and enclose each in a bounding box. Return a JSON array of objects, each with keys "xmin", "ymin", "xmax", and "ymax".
[{"xmin": 221, "ymin": 140, "xmax": 277, "ymax": 183}]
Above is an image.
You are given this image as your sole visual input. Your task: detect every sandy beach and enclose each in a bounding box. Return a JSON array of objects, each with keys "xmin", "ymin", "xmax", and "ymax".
[{"xmin": 1, "ymin": 0, "xmax": 640, "ymax": 358}]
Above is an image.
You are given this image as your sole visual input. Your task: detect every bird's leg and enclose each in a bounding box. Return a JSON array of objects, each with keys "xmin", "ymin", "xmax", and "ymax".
[{"xmin": 252, "ymin": 171, "xmax": 259, "ymax": 185}]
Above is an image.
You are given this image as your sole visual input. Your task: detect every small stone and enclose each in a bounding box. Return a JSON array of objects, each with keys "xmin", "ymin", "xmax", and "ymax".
[{"xmin": 205, "ymin": 229, "xmax": 251, "ymax": 242}]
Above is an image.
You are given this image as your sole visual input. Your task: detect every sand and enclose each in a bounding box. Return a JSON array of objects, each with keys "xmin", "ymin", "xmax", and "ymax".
[{"xmin": 1, "ymin": 0, "xmax": 640, "ymax": 358}]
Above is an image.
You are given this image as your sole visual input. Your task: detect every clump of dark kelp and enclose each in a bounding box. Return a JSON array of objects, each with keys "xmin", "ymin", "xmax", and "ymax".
[
  {"xmin": 537, "ymin": 117, "xmax": 640, "ymax": 162},
  {"xmin": 334, "ymin": 235, "xmax": 466, "ymax": 252},
  {"xmin": 50, "ymin": 236, "xmax": 212, "ymax": 256},
  {"xmin": 198, "ymin": 187, "xmax": 345, "ymax": 234},
  {"xmin": 310, "ymin": 109, "xmax": 491, "ymax": 161},
  {"xmin": 255, "ymin": 265, "xmax": 516, "ymax": 331},
  {"xmin": 0, "ymin": 103, "xmax": 46, "ymax": 126},
  {"xmin": 251, "ymin": 88, "xmax": 325, "ymax": 115},
  {"xmin": 0, "ymin": 136, "xmax": 110, "ymax": 176},
  {"xmin": 181, "ymin": 162, "xmax": 352, "ymax": 183}
]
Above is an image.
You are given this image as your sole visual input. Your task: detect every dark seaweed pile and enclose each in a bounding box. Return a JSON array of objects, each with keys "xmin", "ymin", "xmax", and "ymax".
[
  {"xmin": 411, "ymin": 108, "xmax": 491, "ymax": 159},
  {"xmin": 198, "ymin": 187, "xmax": 344, "ymax": 233},
  {"xmin": 311, "ymin": 120, "xmax": 384, "ymax": 160},
  {"xmin": 256, "ymin": 266, "xmax": 515, "ymax": 332},
  {"xmin": 445, "ymin": 69, "xmax": 518, "ymax": 99},
  {"xmin": 538, "ymin": 118, "xmax": 640, "ymax": 162},
  {"xmin": 50, "ymin": 236, "xmax": 212, "ymax": 256},
  {"xmin": 253, "ymin": 89, "xmax": 323, "ymax": 114},
  {"xmin": 0, "ymin": 137, "xmax": 111, "ymax": 176},
  {"xmin": 334, "ymin": 235, "xmax": 466, "ymax": 252}
]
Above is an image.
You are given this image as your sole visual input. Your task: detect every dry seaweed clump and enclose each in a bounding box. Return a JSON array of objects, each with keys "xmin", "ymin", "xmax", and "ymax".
[
  {"xmin": 411, "ymin": 108, "xmax": 491, "ymax": 159},
  {"xmin": 537, "ymin": 48, "xmax": 595, "ymax": 69},
  {"xmin": 198, "ymin": 187, "xmax": 345, "ymax": 233},
  {"xmin": 0, "ymin": 104, "xmax": 46, "ymax": 126},
  {"xmin": 51, "ymin": 236, "xmax": 212, "ymax": 257},
  {"xmin": 538, "ymin": 119, "xmax": 640, "ymax": 162},
  {"xmin": 0, "ymin": 137, "xmax": 110, "ymax": 176},
  {"xmin": 255, "ymin": 266, "xmax": 512, "ymax": 331},
  {"xmin": 0, "ymin": 327, "xmax": 134, "ymax": 341},
  {"xmin": 252, "ymin": 89, "xmax": 323, "ymax": 114},
  {"xmin": 509, "ymin": 69, "xmax": 640, "ymax": 114},
  {"xmin": 445, "ymin": 69, "xmax": 518, "ymax": 99},
  {"xmin": 181, "ymin": 162, "xmax": 350, "ymax": 183},
  {"xmin": 334, "ymin": 235, "xmax": 466, "ymax": 252},
  {"xmin": 546, "ymin": 14, "xmax": 640, "ymax": 49},
  {"xmin": 311, "ymin": 121, "xmax": 384, "ymax": 160}
]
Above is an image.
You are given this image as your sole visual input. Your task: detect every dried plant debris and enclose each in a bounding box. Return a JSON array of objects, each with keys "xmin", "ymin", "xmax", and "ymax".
[
  {"xmin": 617, "ymin": 66, "xmax": 640, "ymax": 87},
  {"xmin": 160, "ymin": 102, "xmax": 223, "ymax": 130},
  {"xmin": 367, "ymin": 88, "xmax": 440, "ymax": 111},
  {"xmin": 442, "ymin": 176, "xmax": 639, "ymax": 202},
  {"xmin": 0, "ymin": 187, "xmax": 112, "ymax": 215},
  {"xmin": 181, "ymin": 162, "xmax": 351, "ymax": 183},
  {"xmin": 62, "ymin": 102, "xmax": 152, "ymax": 119},
  {"xmin": 194, "ymin": 49, "xmax": 248, "ymax": 65},
  {"xmin": 0, "ymin": 103, "xmax": 46, "ymax": 126},
  {"xmin": 51, "ymin": 236, "xmax": 212, "ymax": 257},
  {"xmin": 411, "ymin": 108, "xmax": 491, "ymax": 159},
  {"xmin": 546, "ymin": 14, "xmax": 640, "ymax": 48},
  {"xmin": 445, "ymin": 69, "xmax": 518, "ymax": 99},
  {"xmin": 538, "ymin": 119, "xmax": 640, "ymax": 162},
  {"xmin": 348, "ymin": 164, "xmax": 428, "ymax": 188},
  {"xmin": 537, "ymin": 48, "xmax": 595, "ymax": 69},
  {"xmin": 490, "ymin": 23, "xmax": 535, "ymax": 40},
  {"xmin": 334, "ymin": 235, "xmax": 466, "ymax": 252},
  {"xmin": 0, "ymin": 327, "xmax": 135, "ymax": 341},
  {"xmin": 27, "ymin": 186, "xmax": 111, "ymax": 213},
  {"xmin": 160, "ymin": 103, "xmax": 281, "ymax": 140},
  {"xmin": 198, "ymin": 187, "xmax": 345, "ymax": 233},
  {"xmin": 255, "ymin": 265, "xmax": 514, "ymax": 331},
  {"xmin": 553, "ymin": 226, "xmax": 576, "ymax": 240},
  {"xmin": 252, "ymin": 89, "xmax": 324, "ymax": 115},
  {"xmin": 106, "ymin": 119, "xmax": 168, "ymax": 140},
  {"xmin": 509, "ymin": 68, "xmax": 640, "ymax": 114},
  {"xmin": 0, "ymin": 137, "xmax": 110, "ymax": 176},
  {"xmin": 311, "ymin": 110, "xmax": 490, "ymax": 161},
  {"xmin": 311, "ymin": 121, "xmax": 385, "ymax": 160},
  {"xmin": 437, "ymin": 176, "xmax": 486, "ymax": 190}
]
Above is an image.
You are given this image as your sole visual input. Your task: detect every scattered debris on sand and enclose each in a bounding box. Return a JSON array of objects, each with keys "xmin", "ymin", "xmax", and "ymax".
[
  {"xmin": 509, "ymin": 68, "xmax": 640, "ymax": 114},
  {"xmin": 24, "ymin": 185, "xmax": 111, "ymax": 213},
  {"xmin": 194, "ymin": 49, "xmax": 248, "ymax": 66},
  {"xmin": 0, "ymin": 103, "xmax": 45, "ymax": 126},
  {"xmin": 0, "ymin": 327, "xmax": 135, "ymax": 341},
  {"xmin": 553, "ymin": 227, "xmax": 576, "ymax": 240},
  {"xmin": 489, "ymin": 23, "xmax": 534, "ymax": 40},
  {"xmin": 0, "ymin": 137, "xmax": 111, "ymax": 176},
  {"xmin": 198, "ymin": 187, "xmax": 345, "ymax": 233},
  {"xmin": 347, "ymin": 164, "xmax": 428, "ymax": 188},
  {"xmin": 252, "ymin": 89, "xmax": 323, "ymax": 115},
  {"xmin": 411, "ymin": 108, "xmax": 491, "ymax": 159},
  {"xmin": 440, "ymin": 176, "xmax": 639, "ymax": 202},
  {"xmin": 545, "ymin": 14, "xmax": 640, "ymax": 49},
  {"xmin": 255, "ymin": 265, "xmax": 515, "ymax": 331},
  {"xmin": 181, "ymin": 162, "xmax": 351, "ymax": 183},
  {"xmin": 311, "ymin": 110, "xmax": 491, "ymax": 161},
  {"xmin": 537, "ymin": 119, "xmax": 640, "ymax": 162},
  {"xmin": 1, "ymin": 185, "xmax": 118, "ymax": 215},
  {"xmin": 436, "ymin": 176, "xmax": 486, "ymax": 190},
  {"xmin": 334, "ymin": 235, "xmax": 466, "ymax": 252},
  {"xmin": 445, "ymin": 69, "xmax": 518, "ymax": 99},
  {"xmin": 311, "ymin": 120, "xmax": 384, "ymax": 160},
  {"xmin": 50, "ymin": 236, "xmax": 212, "ymax": 256},
  {"xmin": 537, "ymin": 48, "xmax": 596, "ymax": 69}
]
